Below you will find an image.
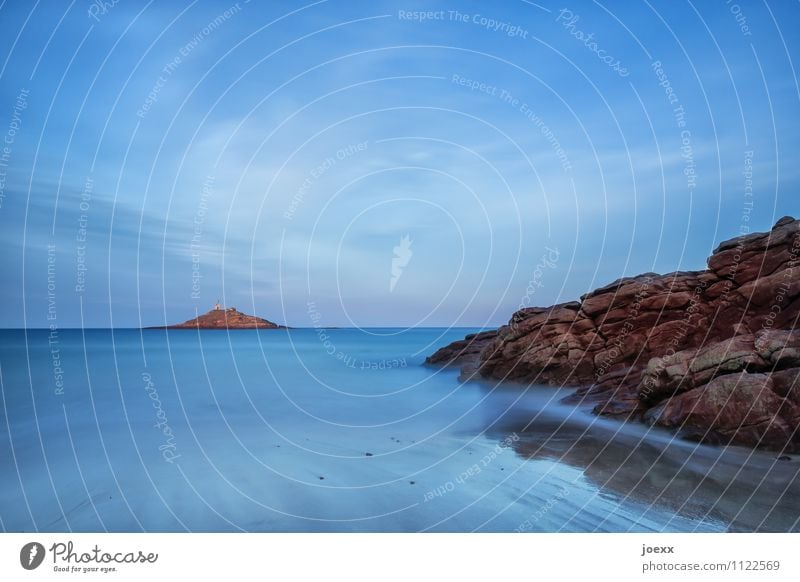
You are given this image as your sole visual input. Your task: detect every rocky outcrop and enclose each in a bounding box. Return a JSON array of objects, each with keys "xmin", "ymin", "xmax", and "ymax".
[
  {"xmin": 425, "ymin": 330, "xmax": 498, "ymax": 379},
  {"xmin": 155, "ymin": 307, "xmax": 284, "ymax": 329},
  {"xmin": 427, "ymin": 216, "xmax": 800, "ymax": 452}
]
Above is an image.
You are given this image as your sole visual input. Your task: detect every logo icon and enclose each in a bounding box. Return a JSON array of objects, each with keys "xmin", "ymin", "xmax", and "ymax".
[
  {"xmin": 390, "ymin": 235, "xmax": 413, "ymax": 292},
  {"xmin": 20, "ymin": 542, "xmax": 45, "ymax": 570}
]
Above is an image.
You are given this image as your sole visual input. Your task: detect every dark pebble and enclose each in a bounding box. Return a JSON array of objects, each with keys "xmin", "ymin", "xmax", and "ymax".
[
  {"xmin": 319, "ymin": 476, "xmax": 325, "ymax": 480},
  {"xmin": 778, "ymin": 455, "xmax": 792, "ymax": 461},
  {"xmin": 365, "ymin": 452, "xmax": 373, "ymax": 456},
  {"xmin": 409, "ymin": 481, "xmax": 415, "ymax": 485}
]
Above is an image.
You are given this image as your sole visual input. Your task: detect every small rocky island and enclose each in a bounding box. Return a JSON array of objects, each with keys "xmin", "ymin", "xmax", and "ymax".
[
  {"xmin": 155, "ymin": 302, "xmax": 284, "ymax": 329},
  {"xmin": 428, "ymin": 216, "xmax": 800, "ymax": 452}
]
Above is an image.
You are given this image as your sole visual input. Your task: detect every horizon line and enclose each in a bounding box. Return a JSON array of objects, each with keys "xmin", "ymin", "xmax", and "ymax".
[{"xmin": 0, "ymin": 326, "xmax": 493, "ymax": 331}]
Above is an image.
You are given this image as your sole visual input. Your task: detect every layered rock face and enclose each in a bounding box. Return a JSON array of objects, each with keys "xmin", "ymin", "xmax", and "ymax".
[{"xmin": 427, "ymin": 216, "xmax": 800, "ymax": 451}]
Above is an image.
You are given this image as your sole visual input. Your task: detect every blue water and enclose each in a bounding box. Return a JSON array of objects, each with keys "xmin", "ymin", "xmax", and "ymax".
[{"xmin": 1, "ymin": 329, "xmax": 799, "ymax": 532}]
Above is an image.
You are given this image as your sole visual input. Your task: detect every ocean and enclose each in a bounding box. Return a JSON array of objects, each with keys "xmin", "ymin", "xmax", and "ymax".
[{"xmin": 1, "ymin": 328, "xmax": 798, "ymax": 532}]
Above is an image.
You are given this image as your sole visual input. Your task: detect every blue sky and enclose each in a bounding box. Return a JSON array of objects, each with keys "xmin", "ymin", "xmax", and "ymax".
[{"xmin": 0, "ymin": 0, "xmax": 798, "ymax": 328}]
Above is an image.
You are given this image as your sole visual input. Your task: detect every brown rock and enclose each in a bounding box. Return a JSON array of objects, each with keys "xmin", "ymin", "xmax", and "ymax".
[
  {"xmin": 425, "ymin": 329, "xmax": 498, "ymax": 369},
  {"xmin": 428, "ymin": 216, "xmax": 800, "ymax": 451},
  {"xmin": 646, "ymin": 372, "xmax": 800, "ymax": 451}
]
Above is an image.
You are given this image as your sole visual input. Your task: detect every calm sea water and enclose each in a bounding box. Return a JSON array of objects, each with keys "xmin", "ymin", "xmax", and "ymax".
[{"xmin": 1, "ymin": 328, "xmax": 798, "ymax": 532}]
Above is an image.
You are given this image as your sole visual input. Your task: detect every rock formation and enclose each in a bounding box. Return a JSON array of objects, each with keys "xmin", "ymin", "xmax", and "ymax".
[
  {"xmin": 427, "ymin": 216, "xmax": 800, "ymax": 452},
  {"xmin": 156, "ymin": 307, "xmax": 284, "ymax": 329},
  {"xmin": 426, "ymin": 329, "xmax": 499, "ymax": 379}
]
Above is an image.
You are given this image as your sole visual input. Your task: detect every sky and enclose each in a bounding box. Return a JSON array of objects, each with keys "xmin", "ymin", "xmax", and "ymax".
[{"xmin": 0, "ymin": 0, "xmax": 798, "ymax": 328}]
